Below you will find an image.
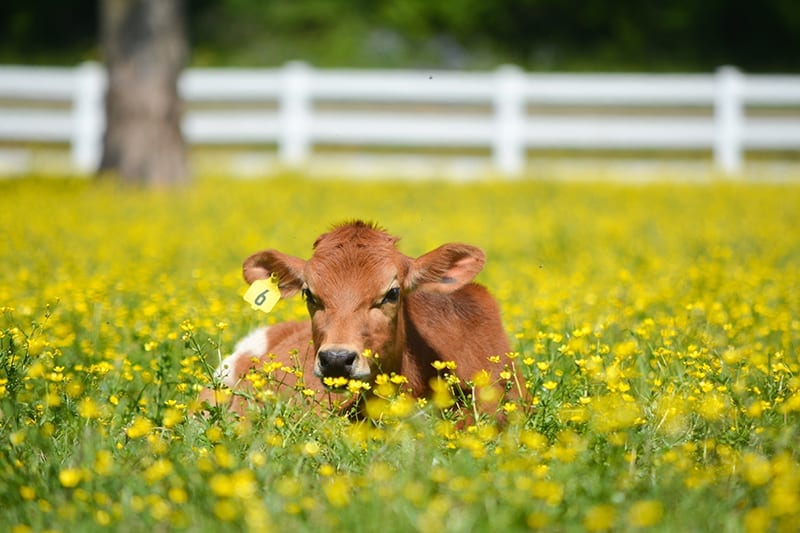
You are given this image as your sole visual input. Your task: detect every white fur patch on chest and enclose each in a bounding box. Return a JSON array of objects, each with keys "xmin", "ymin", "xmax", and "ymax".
[{"xmin": 214, "ymin": 327, "xmax": 270, "ymax": 387}]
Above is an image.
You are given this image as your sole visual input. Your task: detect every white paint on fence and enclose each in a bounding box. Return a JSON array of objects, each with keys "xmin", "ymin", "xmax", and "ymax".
[
  {"xmin": 493, "ymin": 65, "xmax": 526, "ymax": 175},
  {"xmin": 72, "ymin": 62, "xmax": 105, "ymax": 172},
  {"xmin": 1, "ymin": 61, "xmax": 799, "ymax": 176},
  {"xmin": 714, "ymin": 66, "xmax": 744, "ymax": 174},
  {"xmin": 279, "ymin": 61, "xmax": 312, "ymax": 166}
]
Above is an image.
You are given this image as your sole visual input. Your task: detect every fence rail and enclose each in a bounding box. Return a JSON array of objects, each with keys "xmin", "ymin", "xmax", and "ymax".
[{"xmin": 1, "ymin": 61, "xmax": 799, "ymax": 175}]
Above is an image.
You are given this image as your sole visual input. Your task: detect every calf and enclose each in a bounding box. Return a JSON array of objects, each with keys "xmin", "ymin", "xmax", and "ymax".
[{"xmin": 199, "ymin": 221, "xmax": 516, "ymax": 416}]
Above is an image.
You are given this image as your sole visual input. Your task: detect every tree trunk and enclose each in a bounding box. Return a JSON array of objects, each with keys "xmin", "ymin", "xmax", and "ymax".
[{"xmin": 99, "ymin": 0, "xmax": 188, "ymax": 186}]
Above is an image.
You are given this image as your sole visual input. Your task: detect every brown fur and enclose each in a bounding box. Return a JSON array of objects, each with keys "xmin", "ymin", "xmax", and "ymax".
[{"xmin": 199, "ymin": 221, "xmax": 516, "ymax": 417}]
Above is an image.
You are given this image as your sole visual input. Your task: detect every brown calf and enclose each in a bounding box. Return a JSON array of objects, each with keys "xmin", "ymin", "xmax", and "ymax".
[{"xmin": 200, "ymin": 221, "xmax": 515, "ymax": 416}]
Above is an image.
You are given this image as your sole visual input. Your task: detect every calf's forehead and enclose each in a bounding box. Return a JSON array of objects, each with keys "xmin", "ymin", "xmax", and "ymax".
[
  {"xmin": 304, "ymin": 222, "xmax": 409, "ymax": 297},
  {"xmin": 305, "ymin": 245, "xmax": 405, "ymax": 297}
]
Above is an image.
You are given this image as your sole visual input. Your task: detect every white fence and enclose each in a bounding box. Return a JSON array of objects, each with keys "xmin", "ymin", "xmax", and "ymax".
[{"xmin": 1, "ymin": 61, "xmax": 799, "ymax": 175}]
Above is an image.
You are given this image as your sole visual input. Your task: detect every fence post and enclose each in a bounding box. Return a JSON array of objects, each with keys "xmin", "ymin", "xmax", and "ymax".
[
  {"xmin": 493, "ymin": 65, "xmax": 525, "ymax": 176},
  {"xmin": 714, "ymin": 66, "xmax": 744, "ymax": 175},
  {"xmin": 279, "ymin": 61, "xmax": 312, "ymax": 167},
  {"xmin": 72, "ymin": 62, "xmax": 104, "ymax": 173}
]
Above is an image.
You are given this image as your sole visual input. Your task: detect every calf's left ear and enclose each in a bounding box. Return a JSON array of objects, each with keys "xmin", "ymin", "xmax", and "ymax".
[{"xmin": 406, "ymin": 243, "xmax": 486, "ymax": 293}]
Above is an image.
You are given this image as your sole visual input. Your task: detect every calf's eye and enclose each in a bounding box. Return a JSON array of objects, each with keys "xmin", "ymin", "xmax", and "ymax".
[
  {"xmin": 302, "ymin": 288, "xmax": 319, "ymax": 307},
  {"xmin": 381, "ymin": 287, "xmax": 400, "ymax": 305}
]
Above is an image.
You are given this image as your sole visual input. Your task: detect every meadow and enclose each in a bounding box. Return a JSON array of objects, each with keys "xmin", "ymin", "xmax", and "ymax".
[{"xmin": 1, "ymin": 175, "xmax": 799, "ymax": 532}]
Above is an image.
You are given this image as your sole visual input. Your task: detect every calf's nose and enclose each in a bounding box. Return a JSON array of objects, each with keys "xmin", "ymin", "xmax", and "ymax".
[{"xmin": 317, "ymin": 349, "xmax": 358, "ymax": 376}]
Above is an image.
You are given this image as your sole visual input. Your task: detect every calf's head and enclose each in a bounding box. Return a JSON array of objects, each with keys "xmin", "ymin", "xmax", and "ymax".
[{"xmin": 242, "ymin": 221, "xmax": 486, "ymax": 388}]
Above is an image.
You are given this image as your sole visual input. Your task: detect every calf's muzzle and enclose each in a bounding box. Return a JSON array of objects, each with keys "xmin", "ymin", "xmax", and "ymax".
[{"xmin": 316, "ymin": 348, "xmax": 360, "ymax": 379}]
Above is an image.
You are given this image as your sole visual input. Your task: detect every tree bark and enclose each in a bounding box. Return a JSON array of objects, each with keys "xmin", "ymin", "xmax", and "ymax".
[{"xmin": 99, "ymin": 0, "xmax": 188, "ymax": 186}]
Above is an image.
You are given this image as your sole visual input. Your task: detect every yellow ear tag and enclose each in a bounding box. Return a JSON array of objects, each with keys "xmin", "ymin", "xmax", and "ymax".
[{"xmin": 243, "ymin": 275, "xmax": 281, "ymax": 313}]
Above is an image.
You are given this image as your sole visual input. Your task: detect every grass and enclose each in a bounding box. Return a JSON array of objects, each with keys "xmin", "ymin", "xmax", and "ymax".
[{"xmin": 1, "ymin": 175, "xmax": 799, "ymax": 532}]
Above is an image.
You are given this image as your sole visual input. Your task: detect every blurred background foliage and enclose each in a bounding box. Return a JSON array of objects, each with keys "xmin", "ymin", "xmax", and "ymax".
[{"xmin": 1, "ymin": 0, "xmax": 798, "ymax": 72}]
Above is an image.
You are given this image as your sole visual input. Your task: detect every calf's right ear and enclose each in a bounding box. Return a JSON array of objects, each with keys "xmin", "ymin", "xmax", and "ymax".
[
  {"xmin": 242, "ymin": 250, "xmax": 306, "ymax": 297},
  {"xmin": 406, "ymin": 243, "xmax": 486, "ymax": 293}
]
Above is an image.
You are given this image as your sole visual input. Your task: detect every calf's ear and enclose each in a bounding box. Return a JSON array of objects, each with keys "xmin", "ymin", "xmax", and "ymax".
[
  {"xmin": 406, "ymin": 243, "xmax": 486, "ymax": 293},
  {"xmin": 243, "ymin": 249, "xmax": 306, "ymax": 297}
]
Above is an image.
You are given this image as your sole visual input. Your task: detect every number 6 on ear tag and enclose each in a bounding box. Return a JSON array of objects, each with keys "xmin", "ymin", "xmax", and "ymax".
[{"xmin": 243, "ymin": 274, "xmax": 281, "ymax": 313}]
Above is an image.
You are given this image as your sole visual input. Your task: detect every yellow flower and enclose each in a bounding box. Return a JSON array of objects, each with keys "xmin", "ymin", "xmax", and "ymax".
[
  {"xmin": 520, "ymin": 430, "xmax": 548, "ymax": 451},
  {"xmin": 697, "ymin": 392, "xmax": 729, "ymax": 421},
  {"xmin": 206, "ymin": 425, "xmax": 224, "ymax": 443},
  {"xmin": 78, "ymin": 397, "xmax": 101, "ymax": 419},
  {"xmin": 302, "ymin": 441, "xmax": 321, "ymax": 456},
  {"xmin": 26, "ymin": 337, "xmax": 48, "ymax": 357},
  {"xmin": 531, "ymin": 480, "xmax": 564, "ymax": 506},
  {"xmin": 59, "ymin": 468, "xmax": 83, "ymax": 488},
  {"xmin": 209, "ymin": 474, "xmax": 236, "ymax": 498},
  {"xmin": 627, "ymin": 499, "xmax": 664, "ymax": 528},
  {"xmin": 323, "ymin": 376, "xmax": 349, "ymax": 389},
  {"xmin": 389, "ymin": 373, "xmax": 409, "ymax": 384},
  {"xmin": 472, "ymin": 369, "xmax": 491, "ymax": 387},
  {"xmin": 26, "ymin": 361, "xmax": 45, "ymax": 379},
  {"xmin": 65, "ymin": 381, "xmax": 83, "ymax": 398},
  {"xmin": 213, "ymin": 500, "xmax": 239, "ymax": 521},
  {"xmin": 230, "ymin": 469, "xmax": 257, "ymax": 499},
  {"xmin": 276, "ymin": 477, "xmax": 301, "ymax": 498},
  {"xmin": 323, "ymin": 475, "xmax": 351, "ymax": 507},
  {"xmin": 526, "ymin": 512, "xmax": 549, "ymax": 529},
  {"xmin": 126, "ymin": 416, "xmax": 154, "ymax": 439},
  {"xmin": 389, "ymin": 395, "xmax": 415, "ymax": 418},
  {"xmin": 249, "ymin": 451, "xmax": 266, "ymax": 468},
  {"xmin": 94, "ymin": 510, "xmax": 112, "ymax": 526},
  {"xmin": 214, "ymin": 445, "xmax": 235, "ymax": 469},
  {"xmin": 93, "ymin": 450, "xmax": 114, "ymax": 475},
  {"xmin": 162, "ymin": 408, "xmax": 183, "ymax": 428},
  {"xmin": 144, "ymin": 458, "xmax": 174, "ymax": 484},
  {"xmin": 590, "ymin": 394, "xmax": 642, "ymax": 433},
  {"xmin": 347, "ymin": 379, "xmax": 371, "ymax": 393},
  {"xmin": 432, "ymin": 360, "xmax": 457, "ymax": 371},
  {"xmin": 742, "ymin": 452, "xmax": 772, "ymax": 486},
  {"xmin": 366, "ymin": 397, "xmax": 390, "ymax": 420},
  {"xmin": 169, "ymin": 487, "xmax": 188, "ymax": 504},
  {"xmin": 9, "ymin": 430, "xmax": 25, "ymax": 446},
  {"xmin": 430, "ymin": 377, "xmax": 454, "ymax": 409},
  {"xmin": 584, "ymin": 504, "xmax": 616, "ymax": 531},
  {"xmin": 743, "ymin": 507, "xmax": 770, "ymax": 533}
]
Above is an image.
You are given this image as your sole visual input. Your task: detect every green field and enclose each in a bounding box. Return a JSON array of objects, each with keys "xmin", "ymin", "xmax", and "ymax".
[{"xmin": 1, "ymin": 176, "xmax": 799, "ymax": 532}]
